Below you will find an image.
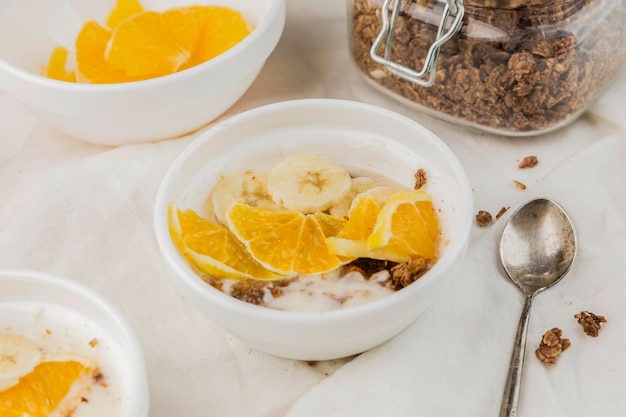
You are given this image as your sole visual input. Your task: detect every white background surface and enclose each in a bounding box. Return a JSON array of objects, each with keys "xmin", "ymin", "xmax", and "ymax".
[{"xmin": 1, "ymin": 0, "xmax": 625, "ymax": 416}]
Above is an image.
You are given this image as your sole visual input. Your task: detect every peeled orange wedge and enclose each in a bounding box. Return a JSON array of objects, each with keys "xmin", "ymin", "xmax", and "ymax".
[
  {"xmin": 105, "ymin": 11, "xmax": 191, "ymax": 78},
  {"xmin": 43, "ymin": 46, "xmax": 76, "ymax": 82},
  {"xmin": 43, "ymin": 0, "xmax": 252, "ymax": 83},
  {"xmin": 105, "ymin": 0, "xmax": 144, "ymax": 30},
  {"xmin": 75, "ymin": 20, "xmax": 136, "ymax": 84},
  {"xmin": 182, "ymin": 5, "xmax": 251, "ymax": 69}
]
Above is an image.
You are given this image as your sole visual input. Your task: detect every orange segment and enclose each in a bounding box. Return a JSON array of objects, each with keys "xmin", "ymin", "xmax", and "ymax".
[
  {"xmin": 183, "ymin": 5, "xmax": 251, "ymax": 69},
  {"xmin": 226, "ymin": 203, "xmax": 343, "ymax": 276},
  {"xmin": 168, "ymin": 203, "xmax": 277, "ymax": 280},
  {"xmin": 225, "ymin": 204, "xmax": 301, "ymax": 240},
  {"xmin": 0, "ymin": 405, "xmax": 30, "ymax": 417},
  {"xmin": 336, "ymin": 195, "xmax": 381, "ymax": 240},
  {"xmin": 75, "ymin": 20, "xmax": 135, "ymax": 83},
  {"xmin": 367, "ymin": 190, "xmax": 439, "ymax": 260},
  {"xmin": 105, "ymin": 0, "xmax": 144, "ymax": 30},
  {"xmin": 314, "ymin": 212, "xmax": 346, "ymax": 237},
  {"xmin": 326, "ymin": 194, "xmax": 409, "ymax": 262},
  {"xmin": 105, "ymin": 11, "xmax": 191, "ymax": 78},
  {"xmin": 416, "ymin": 200, "xmax": 439, "ymax": 242},
  {"xmin": 44, "ymin": 1, "xmax": 251, "ymax": 83},
  {"xmin": 43, "ymin": 46, "xmax": 76, "ymax": 82},
  {"xmin": 0, "ymin": 358, "xmax": 97, "ymax": 417},
  {"xmin": 162, "ymin": 7, "xmax": 206, "ymax": 56},
  {"xmin": 326, "ymin": 237, "xmax": 409, "ymax": 263}
]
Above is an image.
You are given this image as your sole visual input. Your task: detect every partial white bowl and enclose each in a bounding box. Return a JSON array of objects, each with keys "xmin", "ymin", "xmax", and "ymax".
[
  {"xmin": 154, "ymin": 98, "xmax": 473, "ymax": 361},
  {"xmin": 0, "ymin": 0, "xmax": 285, "ymax": 146},
  {"xmin": 0, "ymin": 269, "xmax": 149, "ymax": 417}
]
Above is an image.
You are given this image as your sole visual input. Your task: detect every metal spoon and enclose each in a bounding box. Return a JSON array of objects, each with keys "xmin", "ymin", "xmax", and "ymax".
[{"xmin": 498, "ymin": 198, "xmax": 576, "ymax": 417}]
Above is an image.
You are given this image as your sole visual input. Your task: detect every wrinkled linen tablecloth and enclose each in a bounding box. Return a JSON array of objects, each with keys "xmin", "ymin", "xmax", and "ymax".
[{"xmin": 1, "ymin": 1, "xmax": 625, "ymax": 416}]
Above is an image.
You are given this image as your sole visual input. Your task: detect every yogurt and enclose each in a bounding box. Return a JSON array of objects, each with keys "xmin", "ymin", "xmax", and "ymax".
[{"xmin": 0, "ymin": 301, "xmax": 126, "ymax": 417}]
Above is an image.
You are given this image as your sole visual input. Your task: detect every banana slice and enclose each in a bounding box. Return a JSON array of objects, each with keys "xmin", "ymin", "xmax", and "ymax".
[
  {"xmin": 328, "ymin": 176, "xmax": 379, "ymax": 218},
  {"xmin": 0, "ymin": 333, "xmax": 43, "ymax": 391},
  {"xmin": 211, "ymin": 169, "xmax": 283, "ymax": 225},
  {"xmin": 268, "ymin": 154, "xmax": 352, "ymax": 214}
]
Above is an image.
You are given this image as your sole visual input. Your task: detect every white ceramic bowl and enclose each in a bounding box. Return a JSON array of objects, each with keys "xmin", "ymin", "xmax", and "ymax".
[
  {"xmin": 0, "ymin": 0, "xmax": 285, "ymax": 146},
  {"xmin": 0, "ymin": 269, "xmax": 149, "ymax": 417},
  {"xmin": 154, "ymin": 98, "xmax": 473, "ymax": 361}
]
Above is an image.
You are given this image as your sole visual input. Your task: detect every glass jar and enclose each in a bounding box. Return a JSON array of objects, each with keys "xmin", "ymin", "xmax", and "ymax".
[{"xmin": 348, "ymin": 0, "xmax": 626, "ymax": 136}]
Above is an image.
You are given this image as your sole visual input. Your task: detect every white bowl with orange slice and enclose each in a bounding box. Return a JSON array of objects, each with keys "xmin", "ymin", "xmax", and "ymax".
[
  {"xmin": 154, "ymin": 98, "xmax": 474, "ymax": 361},
  {"xmin": 0, "ymin": 0, "xmax": 285, "ymax": 146},
  {"xmin": 0, "ymin": 269, "xmax": 149, "ymax": 417}
]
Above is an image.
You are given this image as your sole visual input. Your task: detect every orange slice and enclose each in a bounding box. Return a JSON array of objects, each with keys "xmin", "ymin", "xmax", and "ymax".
[
  {"xmin": 314, "ymin": 212, "xmax": 346, "ymax": 237},
  {"xmin": 105, "ymin": 11, "xmax": 191, "ymax": 78},
  {"xmin": 0, "ymin": 405, "xmax": 28, "ymax": 417},
  {"xmin": 336, "ymin": 194, "xmax": 381, "ymax": 240},
  {"xmin": 326, "ymin": 193, "xmax": 407, "ymax": 262},
  {"xmin": 0, "ymin": 357, "xmax": 97, "ymax": 417},
  {"xmin": 367, "ymin": 190, "xmax": 439, "ymax": 259},
  {"xmin": 326, "ymin": 237, "xmax": 410, "ymax": 263},
  {"xmin": 226, "ymin": 203, "xmax": 344, "ymax": 276},
  {"xmin": 75, "ymin": 20, "xmax": 135, "ymax": 83},
  {"xmin": 168, "ymin": 203, "xmax": 277, "ymax": 280}
]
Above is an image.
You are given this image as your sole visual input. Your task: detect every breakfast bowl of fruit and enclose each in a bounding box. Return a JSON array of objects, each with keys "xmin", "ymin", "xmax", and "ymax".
[
  {"xmin": 0, "ymin": 0, "xmax": 285, "ymax": 146},
  {"xmin": 0, "ymin": 269, "xmax": 148, "ymax": 417},
  {"xmin": 154, "ymin": 98, "xmax": 473, "ymax": 361}
]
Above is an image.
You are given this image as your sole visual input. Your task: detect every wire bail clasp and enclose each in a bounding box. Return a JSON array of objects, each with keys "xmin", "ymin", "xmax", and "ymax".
[{"xmin": 370, "ymin": 0, "xmax": 465, "ymax": 87}]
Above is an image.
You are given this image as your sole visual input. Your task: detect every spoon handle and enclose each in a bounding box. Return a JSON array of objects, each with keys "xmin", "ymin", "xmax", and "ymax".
[{"xmin": 499, "ymin": 294, "xmax": 534, "ymax": 417}]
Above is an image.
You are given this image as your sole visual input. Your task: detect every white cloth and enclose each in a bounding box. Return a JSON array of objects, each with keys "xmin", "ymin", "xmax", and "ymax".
[{"xmin": 1, "ymin": 1, "xmax": 625, "ymax": 416}]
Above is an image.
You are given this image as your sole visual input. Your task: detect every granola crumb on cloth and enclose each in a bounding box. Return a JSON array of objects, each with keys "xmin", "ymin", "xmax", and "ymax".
[
  {"xmin": 535, "ymin": 327, "xmax": 571, "ymax": 366},
  {"xmin": 495, "ymin": 206, "xmax": 509, "ymax": 219},
  {"xmin": 575, "ymin": 310, "xmax": 607, "ymax": 337},
  {"xmin": 513, "ymin": 180, "xmax": 527, "ymax": 190},
  {"xmin": 475, "ymin": 210, "xmax": 493, "ymax": 227},
  {"xmin": 518, "ymin": 155, "xmax": 539, "ymax": 168}
]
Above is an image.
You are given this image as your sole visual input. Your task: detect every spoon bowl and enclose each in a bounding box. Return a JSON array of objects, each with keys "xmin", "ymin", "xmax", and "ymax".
[
  {"xmin": 501, "ymin": 198, "xmax": 577, "ymax": 295},
  {"xmin": 499, "ymin": 198, "xmax": 576, "ymax": 417}
]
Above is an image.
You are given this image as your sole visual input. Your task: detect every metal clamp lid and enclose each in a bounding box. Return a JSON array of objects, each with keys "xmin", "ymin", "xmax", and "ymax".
[{"xmin": 370, "ymin": 0, "xmax": 465, "ymax": 87}]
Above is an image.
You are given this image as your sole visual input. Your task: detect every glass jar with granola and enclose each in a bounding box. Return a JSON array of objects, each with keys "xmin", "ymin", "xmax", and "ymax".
[{"xmin": 348, "ymin": 0, "xmax": 626, "ymax": 136}]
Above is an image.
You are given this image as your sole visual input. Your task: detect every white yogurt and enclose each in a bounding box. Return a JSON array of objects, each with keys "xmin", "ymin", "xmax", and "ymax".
[
  {"xmin": 219, "ymin": 269, "xmax": 395, "ymax": 312},
  {"xmin": 0, "ymin": 301, "xmax": 126, "ymax": 417},
  {"xmin": 265, "ymin": 270, "xmax": 394, "ymax": 312}
]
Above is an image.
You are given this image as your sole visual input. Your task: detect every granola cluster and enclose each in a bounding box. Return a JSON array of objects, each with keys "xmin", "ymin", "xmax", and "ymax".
[
  {"xmin": 518, "ymin": 156, "xmax": 538, "ymax": 169},
  {"xmin": 475, "ymin": 210, "xmax": 493, "ymax": 227},
  {"xmin": 535, "ymin": 311, "xmax": 607, "ymax": 366},
  {"xmin": 388, "ymin": 257, "xmax": 431, "ymax": 290},
  {"xmin": 535, "ymin": 327, "xmax": 571, "ymax": 366},
  {"xmin": 350, "ymin": 0, "xmax": 626, "ymax": 134},
  {"xmin": 575, "ymin": 310, "xmax": 607, "ymax": 337},
  {"xmin": 341, "ymin": 257, "xmax": 432, "ymax": 290}
]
